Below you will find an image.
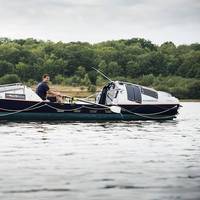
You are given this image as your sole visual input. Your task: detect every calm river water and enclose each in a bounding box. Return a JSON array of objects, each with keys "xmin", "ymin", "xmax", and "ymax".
[{"xmin": 0, "ymin": 102, "xmax": 200, "ymax": 200}]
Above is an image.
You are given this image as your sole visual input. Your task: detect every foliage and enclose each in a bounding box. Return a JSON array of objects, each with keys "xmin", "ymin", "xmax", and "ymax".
[
  {"xmin": 87, "ymin": 85, "xmax": 96, "ymax": 93},
  {"xmin": 0, "ymin": 74, "xmax": 20, "ymax": 84},
  {"xmin": 0, "ymin": 37, "xmax": 199, "ymax": 98}
]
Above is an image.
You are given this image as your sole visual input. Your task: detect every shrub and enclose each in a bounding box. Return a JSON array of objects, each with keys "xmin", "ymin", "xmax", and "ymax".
[
  {"xmin": 53, "ymin": 74, "xmax": 65, "ymax": 84},
  {"xmin": 80, "ymin": 74, "xmax": 91, "ymax": 86},
  {"xmin": 187, "ymin": 80, "xmax": 200, "ymax": 99},
  {"xmin": 88, "ymin": 85, "xmax": 96, "ymax": 93},
  {"xmin": 140, "ymin": 74, "xmax": 155, "ymax": 86},
  {"xmin": 170, "ymin": 87, "xmax": 188, "ymax": 99},
  {"xmin": 27, "ymin": 79, "xmax": 37, "ymax": 87},
  {"xmin": 0, "ymin": 74, "xmax": 20, "ymax": 84}
]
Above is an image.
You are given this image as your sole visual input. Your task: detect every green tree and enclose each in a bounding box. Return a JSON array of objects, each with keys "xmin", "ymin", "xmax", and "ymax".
[
  {"xmin": 15, "ymin": 62, "xmax": 30, "ymax": 81},
  {"xmin": 107, "ymin": 61, "xmax": 122, "ymax": 77},
  {"xmin": 76, "ymin": 66, "xmax": 86, "ymax": 78},
  {"xmin": 126, "ymin": 61, "xmax": 141, "ymax": 78},
  {"xmin": 0, "ymin": 60, "xmax": 14, "ymax": 76}
]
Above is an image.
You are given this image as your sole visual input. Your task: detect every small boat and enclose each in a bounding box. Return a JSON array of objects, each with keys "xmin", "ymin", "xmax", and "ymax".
[{"xmin": 0, "ymin": 81, "xmax": 180, "ymax": 121}]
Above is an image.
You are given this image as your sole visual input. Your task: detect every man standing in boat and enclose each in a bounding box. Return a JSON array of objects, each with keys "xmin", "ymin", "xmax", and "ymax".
[{"xmin": 36, "ymin": 74, "xmax": 63, "ymax": 102}]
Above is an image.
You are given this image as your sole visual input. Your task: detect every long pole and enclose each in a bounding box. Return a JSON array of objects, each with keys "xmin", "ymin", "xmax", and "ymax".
[
  {"xmin": 64, "ymin": 95, "xmax": 121, "ymax": 114},
  {"xmin": 91, "ymin": 67, "xmax": 113, "ymax": 82}
]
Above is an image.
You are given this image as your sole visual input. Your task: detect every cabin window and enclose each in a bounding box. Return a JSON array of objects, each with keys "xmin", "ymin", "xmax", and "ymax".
[
  {"xmin": 141, "ymin": 87, "xmax": 158, "ymax": 99},
  {"xmin": 125, "ymin": 84, "xmax": 142, "ymax": 103}
]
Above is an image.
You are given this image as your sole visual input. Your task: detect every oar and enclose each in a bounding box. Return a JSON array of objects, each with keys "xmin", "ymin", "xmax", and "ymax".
[{"xmin": 63, "ymin": 95, "xmax": 121, "ymax": 114}]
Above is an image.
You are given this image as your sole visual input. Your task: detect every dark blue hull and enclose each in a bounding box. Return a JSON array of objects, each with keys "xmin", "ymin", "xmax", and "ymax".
[{"xmin": 0, "ymin": 99, "xmax": 180, "ymax": 121}]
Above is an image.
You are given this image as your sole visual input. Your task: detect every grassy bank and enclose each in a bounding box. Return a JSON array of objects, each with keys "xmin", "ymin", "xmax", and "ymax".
[
  {"xmin": 32, "ymin": 85, "xmax": 99, "ymax": 98},
  {"xmin": 180, "ymin": 99, "xmax": 200, "ymax": 102},
  {"xmin": 32, "ymin": 84, "xmax": 200, "ymax": 101}
]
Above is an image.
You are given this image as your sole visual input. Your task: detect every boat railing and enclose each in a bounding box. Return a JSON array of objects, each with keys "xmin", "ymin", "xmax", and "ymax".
[{"xmin": 0, "ymin": 83, "xmax": 25, "ymax": 94}]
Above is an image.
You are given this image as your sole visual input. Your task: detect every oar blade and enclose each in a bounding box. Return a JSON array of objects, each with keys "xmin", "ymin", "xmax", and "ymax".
[{"xmin": 110, "ymin": 106, "xmax": 121, "ymax": 114}]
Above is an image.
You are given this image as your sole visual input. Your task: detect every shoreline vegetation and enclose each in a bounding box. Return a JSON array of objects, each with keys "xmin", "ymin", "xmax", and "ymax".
[{"xmin": 0, "ymin": 37, "xmax": 199, "ymax": 99}]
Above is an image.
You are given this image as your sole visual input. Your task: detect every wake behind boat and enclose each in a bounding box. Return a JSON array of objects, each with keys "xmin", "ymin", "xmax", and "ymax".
[{"xmin": 0, "ymin": 81, "xmax": 180, "ymax": 121}]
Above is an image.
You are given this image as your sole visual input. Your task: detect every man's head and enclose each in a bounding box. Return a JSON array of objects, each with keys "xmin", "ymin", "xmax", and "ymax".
[{"xmin": 42, "ymin": 74, "xmax": 50, "ymax": 82}]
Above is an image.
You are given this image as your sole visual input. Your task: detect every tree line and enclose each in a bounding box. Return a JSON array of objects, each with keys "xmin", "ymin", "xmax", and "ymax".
[{"xmin": 0, "ymin": 37, "xmax": 200, "ymax": 98}]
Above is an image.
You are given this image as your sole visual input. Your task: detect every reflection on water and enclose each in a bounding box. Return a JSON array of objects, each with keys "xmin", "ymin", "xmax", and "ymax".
[{"xmin": 0, "ymin": 102, "xmax": 200, "ymax": 200}]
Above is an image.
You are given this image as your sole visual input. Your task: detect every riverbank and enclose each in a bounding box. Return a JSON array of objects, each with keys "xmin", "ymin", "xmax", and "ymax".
[
  {"xmin": 180, "ymin": 99, "xmax": 200, "ymax": 102},
  {"xmin": 32, "ymin": 85, "xmax": 98, "ymax": 98},
  {"xmin": 32, "ymin": 84, "xmax": 200, "ymax": 101}
]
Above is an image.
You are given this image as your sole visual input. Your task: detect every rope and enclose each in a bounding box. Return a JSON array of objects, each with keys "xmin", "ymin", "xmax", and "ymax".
[
  {"xmin": 83, "ymin": 93, "xmax": 97, "ymax": 100},
  {"xmin": 132, "ymin": 105, "xmax": 178, "ymax": 116},
  {"xmin": 0, "ymin": 102, "xmax": 45, "ymax": 112},
  {"xmin": 0, "ymin": 101, "xmax": 109, "ymax": 117},
  {"xmin": 0, "ymin": 101, "xmax": 44, "ymax": 117},
  {"xmin": 0, "ymin": 100, "xmax": 178, "ymax": 120},
  {"xmin": 82, "ymin": 105, "xmax": 108, "ymax": 110},
  {"xmin": 45, "ymin": 104, "xmax": 84, "ymax": 112},
  {"xmin": 121, "ymin": 105, "xmax": 177, "ymax": 120}
]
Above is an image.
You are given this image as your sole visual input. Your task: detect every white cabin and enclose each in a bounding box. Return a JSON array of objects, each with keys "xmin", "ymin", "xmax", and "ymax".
[{"xmin": 96, "ymin": 81, "xmax": 179, "ymax": 105}]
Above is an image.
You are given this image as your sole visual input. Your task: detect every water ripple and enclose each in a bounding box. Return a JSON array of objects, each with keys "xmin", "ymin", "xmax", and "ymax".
[
  {"xmin": 3, "ymin": 188, "xmax": 74, "ymax": 193},
  {"xmin": 0, "ymin": 102, "xmax": 200, "ymax": 200}
]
